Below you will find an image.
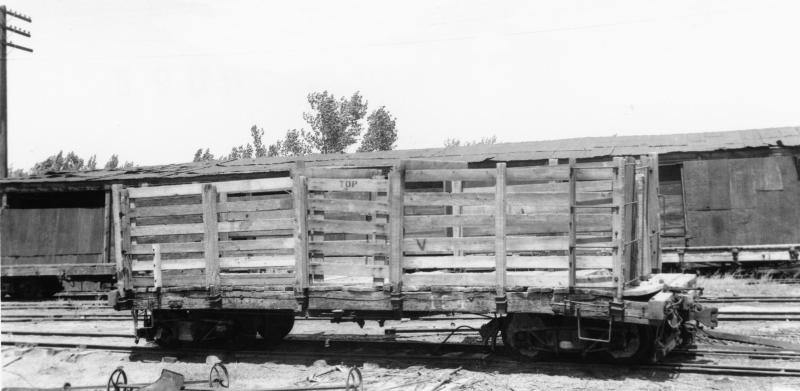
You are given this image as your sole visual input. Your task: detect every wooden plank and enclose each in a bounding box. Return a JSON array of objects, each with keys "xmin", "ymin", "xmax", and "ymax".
[
  {"xmin": 708, "ymin": 159, "xmax": 731, "ymax": 210},
  {"xmin": 218, "ymin": 198, "xmax": 293, "ymax": 213},
  {"xmin": 131, "ymin": 223, "xmax": 205, "ymax": 236},
  {"xmin": 402, "ymin": 270, "xmax": 614, "ymax": 287},
  {"xmin": 130, "ymin": 241, "xmax": 203, "ymax": 255},
  {"xmin": 129, "ymin": 203, "xmax": 202, "ymax": 218},
  {"xmin": 310, "ymin": 242, "xmax": 389, "ymax": 256},
  {"xmin": 506, "ymin": 192, "xmax": 612, "ymax": 206},
  {"xmin": 619, "ymin": 157, "xmax": 635, "ymax": 295},
  {"xmin": 404, "ymin": 214, "xmax": 494, "ymax": 229},
  {"xmin": 405, "ymin": 192, "xmax": 494, "ymax": 206},
  {"xmin": 506, "ymin": 166, "xmax": 614, "ymax": 181},
  {"xmin": 507, "ymin": 213, "xmax": 612, "ymax": 233},
  {"xmin": 219, "ymin": 273, "xmax": 296, "ymax": 286},
  {"xmin": 308, "ymin": 178, "xmax": 388, "ymax": 192},
  {"xmin": 403, "ymin": 255, "xmax": 612, "ymax": 270},
  {"xmin": 130, "ymin": 238, "xmax": 294, "ymax": 255},
  {"xmin": 568, "ymin": 158, "xmax": 577, "ymax": 288},
  {"xmin": 222, "ymin": 209, "xmax": 294, "ymax": 221},
  {"xmin": 152, "ymin": 244, "xmax": 162, "ymax": 288},
  {"xmin": 133, "ymin": 255, "xmax": 295, "ymax": 271},
  {"xmin": 611, "ymin": 158, "xmax": 624, "ymax": 298},
  {"xmin": 202, "ymin": 184, "xmax": 220, "ymax": 287},
  {"xmin": 218, "ymin": 218, "xmax": 295, "ymax": 233},
  {"xmin": 111, "ymin": 185, "xmax": 125, "ymax": 293},
  {"xmin": 402, "ymin": 236, "xmax": 578, "ymax": 253},
  {"xmin": 304, "ymin": 167, "xmax": 382, "ymax": 179},
  {"xmin": 294, "ymin": 174, "xmax": 309, "ymax": 290},
  {"xmin": 389, "ymin": 162, "xmax": 406, "ymax": 293},
  {"xmin": 308, "ymin": 198, "xmax": 389, "ymax": 214},
  {"xmin": 309, "ymin": 263, "xmax": 388, "ymax": 278},
  {"xmin": 405, "ymin": 168, "xmax": 495, "ymax": 182},
  {"xmin": 647, "ymin": 153, "xmax": 660, "ymax": 273},
  {"xmin": 128, "ymin": 177, "xmax": 293, "ymax": 199},
  {"xmin": 308, "ymin": 219, "xmax": 386, "ymax": 235},
  {"xmin": 102, "ymin": 191, "xmax": 111, "ymax": 265},
  {"xmin": 465, "ymin": 181, "xmax": 612, "ymax": 193},
  {"xmin": 495, "ymin": 163, "xmax": 507, "ymax": 298}
]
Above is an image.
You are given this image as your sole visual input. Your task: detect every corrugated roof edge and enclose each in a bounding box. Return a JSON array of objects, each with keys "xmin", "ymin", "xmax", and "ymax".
[{"xmin": 2, "ymin": 126, "xmax": 798, "ymax": 186}]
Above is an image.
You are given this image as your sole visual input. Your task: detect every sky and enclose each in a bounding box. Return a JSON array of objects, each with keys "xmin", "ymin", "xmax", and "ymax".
[{"xmin": 4, "ymin": 0, "xmax": 800, "ymax": 170}]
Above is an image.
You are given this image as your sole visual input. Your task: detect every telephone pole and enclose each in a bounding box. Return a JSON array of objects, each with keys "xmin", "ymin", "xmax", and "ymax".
[{"xmin": 1, "ymin": 6, "xmax": 33, "ymax": 178}]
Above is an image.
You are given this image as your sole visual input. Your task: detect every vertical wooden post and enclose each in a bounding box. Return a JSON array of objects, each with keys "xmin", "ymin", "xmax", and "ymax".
[
  {"xmin": 623, "ymin": 157, "xmax": 635, "ymax": 283},
  {"xmin": 202, "ymin": 184, "xmax": 220, "ymax": 288},
  {"xmin": 294, "ymin": 175, "xmax": 309, "ymax": 291},
  {"xmin": 611, "ymin": 158, "xmax": 625, "ymax": 299},
  {"xmin": 567, "ymin": 158, "xmax": 577, "ymax": 289},
  {"xmin": 0, "ymin": 193, "xmax": 5, "ymax": 262},
  {"xmin": 647, "ymin": 153, "xmax": 661, "ymax": 273},
  {"xmin": 218, "ymin": 192, "xmax": 229, "ymax": 242},
  {"xmin": 452, "ymin": 180, "xmax": 463, "ymax": 256},
  {"xmin": 389, "ymin": 161, "xmax": 406, "ymax": 295},
  {"xmin": 495, "ymin": 163, "xmax": 507, "ymax": 303},
  {"xmin": 111, "ymin": 185, "xmax": 125, "ymax": 294},
  {"xmin": 152, "ymin": 244, "xmax": 162, "ymax": 289},
  {"xmin": 102, "ymin": 190, "xmax": 111, "ymax": 264}
]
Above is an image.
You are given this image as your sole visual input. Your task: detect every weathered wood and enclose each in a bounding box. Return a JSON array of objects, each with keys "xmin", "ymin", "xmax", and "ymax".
[
  {"xmin": 495, "ymin": 163, "xmax": 507, "ymax": 298},
  {"xmin": 308, "ymin": 198, "xmax": 389, "ymax": 214},
  {"xmin": 127, "ymin": 177, "xmax": 293, "ymax": 198},
  {"xmin": 304, "ymin": 167, "xmax": 382, "ymax": 179},
  {"xmin": 308, "ymin": 219, "xmax": 386, "ymax": 235},
  {"xmin": 310, "ymin": 241, "xmax": 389, "ymax": 256},
  {"xmin": 152, "ymin": 244, "xmax": 162, "ymax": 288},
  {"xmin": 390, "ymin": 162, "xmax": 406, "ymax": 293},
  {"xmin": 506, "ymin": 166, "xmax": 614, "ymax": 182},
  {"xmin": 294, "ymin": 174, "xmax": 309, "ymax": 290},
  {"xmin": 405, "ymin": 192, "xmax": 494, "ymax": 206},
  {"xmin": 133, "ymin": 255, "xmax": 295, "ymax": 272},
  {"xmin": 308, "ymin": 178, "xmax": 388, "ymax": 192},
  {"xmin": 102, "ymin": 190, "xmax": 111, "ymax": 265},
  {"xmin": 310, "ymin": 263, "xmax": 388, "ymax": 279},
  {"xmin": 219, "ymin": 273, "xmax": 295, "ymax": 286},
  {"xmin": 402, "ymin": 235, "xmax": 593, "ymax": 253},
  {"xmin": 404, "ymin": 214, "xmax": 494, "ymax": 228},
  {"xmin": 611, "ymin": 158, "xmax": 625, "ymax": 299},
  {"xmin": 403, "ymin": 269, "xmax": 614, "ymax": 288},
  {"xmin": 464, "ymin": 181, "xmax": 612, "ymax": 194},
  {"xmin": 405, "ymin": 168, "xmax": 495, "ymax": 182},
  {"xmin": 403, "ymin": 255, "xmax": 613, "ymax": 270},
  {"xmin": 202, "ymin": 184, "xmax": 220, "ymax": 287},
  {"xmin": 111, "ymin": 185, "xmax": 125, "ymax": 293},
  {"xmin": 567, "ymin": 158, "xmax": 577, "ymax": 288},
  {"xmin": 647, "ymin": 154, "xmax": 661, "ymax": 272},
  {"xmin": 218, "ymin": 218, "xmax": 295, "ymax": 233}
]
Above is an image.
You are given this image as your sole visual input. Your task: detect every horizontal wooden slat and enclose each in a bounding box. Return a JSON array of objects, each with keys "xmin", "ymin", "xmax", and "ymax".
[
  {"xmin": 132, "ymin": 255, "xmax": 295, "ymax": 272},
  {"xmin": 506, "ymin": 214, "xmax": 611, "ymax": 233},
  {"xmin": 464, "ymin": 181, "xmax": 612, "ymax": 193},
  {"xmin": 405, "ymin": 169, "xmax": 495, "ymax": 182},
  {"xmin": 218, "ymin": 198, "xmax": 293, "ymax": 213},
  {"xmin": 309, "ymin": 263, "xmax": 388, "ymax": 278},
  {"xmin": 308, "ymin": 198, "xmax": 389, "ymax": 214},
  {"xmin": 304, "ymin": 167, "xmax": 383, "ymax": 179},
  {"xmin": 403, "ymin": 255, "xmax": 613, "ymax": 269},
  {"xmin": 404, "ymin": 214, "xmax": 494, "ymax": 228},
  {"xmin": 309, "ymin": 242, "xmax": 389, "ymax": 256},
  {"xmin": 128, "ymin": 177, "xmax": 293, "ymax": 198},
  {"xmin": 402, "ymin": 270, "xmax": 614, "ymax": 287},
  {"xmin": 222, "ymin": 209, "xmax": 294, "ymax": 221},
  {"xmin": 219, "ymin": 238, "xmax": 294, "ymax": 251},
  {"xmin": 506, "ymin": 192, "xmax": 612, "ymax": 207},
  {"xmin": 130, "ymin": 203, "xmax": 202, "ymax": 218},
  {"xmin": 308, "ymin": 178, "xmax": 388, "ymax": 192},
  {"xmin": 219, "ymin": 273, "xmax": 295, "ymax": 286},
  {"xmin": 308, "ymin": 219, "xmax": 387, "ymax": 235},
  {"xmin": 405, "ymin": 192, "xmax": 494, "ymax": 206},
  {"xmin": 130, "ymin": 241, "xmax": 203, "ymax": 255},
  {"xmin": 506, "ymin": 166, "xmax": 613, "ymax": 181},
  {"xmin": 132, "ymin": 223, "xmax": 204, "ymax": 236},
  {"xmin": 218, "ymin": 218, "xmax": 295, "ymax": 233},
  {"xmin": 403, "ymin": 236, "xmax": 575, "ymax": 253}
]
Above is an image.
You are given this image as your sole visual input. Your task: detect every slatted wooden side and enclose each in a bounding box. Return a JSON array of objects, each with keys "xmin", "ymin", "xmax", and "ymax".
[
  {"xmin": 401, "ymin": 163, "xmax": 623, "ymax": 290},
  {"xmin": 305, "ymin": 168, "xmax": 391, "ymax": 286},
  {"xmin": 125, "ymin": 177, "xmax": 295, "ymax": 289}
]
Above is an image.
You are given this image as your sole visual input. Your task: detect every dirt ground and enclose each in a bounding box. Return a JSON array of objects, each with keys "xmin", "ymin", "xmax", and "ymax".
[{"xmin": 3, "ymin": 278, "xmax": 800, "ymax": 391}]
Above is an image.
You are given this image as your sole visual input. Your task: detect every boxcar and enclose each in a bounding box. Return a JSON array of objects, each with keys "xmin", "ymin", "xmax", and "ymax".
[{"xmin": 109, "ymin": 155, "xmax": 717, "ymax": 361}]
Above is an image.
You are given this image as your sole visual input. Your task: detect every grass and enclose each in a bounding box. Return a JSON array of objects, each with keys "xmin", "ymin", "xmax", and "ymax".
[{"xmin": 697, "ymin": 274, "xmax": 800, "ymax": 297}]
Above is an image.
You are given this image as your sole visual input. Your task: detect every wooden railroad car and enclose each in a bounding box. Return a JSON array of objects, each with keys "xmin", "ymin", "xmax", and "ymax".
[{"xmin": 110, "ymin": 155, "xmax": 718, "ymax": 361}]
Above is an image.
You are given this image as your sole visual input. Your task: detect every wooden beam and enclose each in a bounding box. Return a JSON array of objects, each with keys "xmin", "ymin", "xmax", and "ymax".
[
  {"xmin": 102, "ymin": 190, "xmax": 111, "ymax": 265},
  {"xmin": 495, "ymin": 163, "xmax": 507, "ymax": 299},
  {"xmin": 152, "ymin": 244, "xmax": 162, "ymax": 288},
  {"xmin": 202, "ymin": 184, "xmax": 220, "ymax": 287},
  {"xmin": 389, "ymin": 161, "xmax": 406, "ymax": 294},
  {"xmin": 611, "ymin": 157, "xmax": 625, "ymax": 299},
  {"xmin": 111, "ymin": 185, "xmax": 125, "ymax": 294},
  {"xmin": 568, "ymin": 158, "xmax": 577, "ymax": 288},
  {"xmin": 648, "ymin": 153, "xmax": 661, "ymax": 273},
  {"xmin": 294, "ymin": 175, "xmax": 309, "ymax": 291}
]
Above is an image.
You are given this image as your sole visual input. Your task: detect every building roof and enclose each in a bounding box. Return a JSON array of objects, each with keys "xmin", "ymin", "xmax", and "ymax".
[{"xmin": 2, "ymin": 126, "xmax": 798, "ymax": 190}]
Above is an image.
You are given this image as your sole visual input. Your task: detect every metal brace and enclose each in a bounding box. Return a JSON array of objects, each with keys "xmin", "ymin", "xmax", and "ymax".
[
  {"xmin": 574, "ymin": 301, "xmax": 624, "ymax": 343},
  {"xmin": 207, "ymin": 285, "xmax": 222, "ymax": 308},
  {"xmin": 494, "ymin": 295, "xmax": 508, "ymax": 316}
]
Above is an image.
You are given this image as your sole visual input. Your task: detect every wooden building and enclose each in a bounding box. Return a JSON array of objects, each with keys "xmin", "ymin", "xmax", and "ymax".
[{"xmin": 1, "ymin": 126, "xmax": 798, "ymax": 294}]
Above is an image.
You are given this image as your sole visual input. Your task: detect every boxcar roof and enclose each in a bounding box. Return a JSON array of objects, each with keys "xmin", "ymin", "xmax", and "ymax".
[{"xmin": 2, "ymin": 126, "xmax": 798, "ymax": 190}]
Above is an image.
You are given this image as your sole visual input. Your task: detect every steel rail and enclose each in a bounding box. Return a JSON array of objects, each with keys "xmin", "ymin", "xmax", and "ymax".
[{"xmin": 3, "ymin": 338, "xmax": 799, "ymax": 377}]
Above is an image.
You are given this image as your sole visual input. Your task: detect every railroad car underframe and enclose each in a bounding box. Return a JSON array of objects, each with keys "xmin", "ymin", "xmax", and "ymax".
[{"xmin": 110, "ymin": 155, "xmax": 718, "ymax": 361}]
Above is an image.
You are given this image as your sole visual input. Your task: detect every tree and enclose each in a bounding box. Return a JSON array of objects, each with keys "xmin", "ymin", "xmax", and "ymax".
[
  {"xmin": 105, "ymin": 154, "xmax": 120, "ymax": 170},
  {"xmin": 250, "ymin": 126, "xmax": 267, "ymax": 158},
  {"xmin": 302, "ymin": 91, "xmax": 368, "ymax": 154},
  {"xmin": 193, "ymin": 148, "xmax": 215, "ymax": 162},
  {"xmin": 86, "ymin": 155, "xmax": 97, "ymax": 170},
  {"xmin": 358, "ymin": 106, "xmax": 397, "ymax": 152},
  {"xmin": 443, "ymin": 135, "xmax": 497, "ymax": 148},
  {"xmin": 269, "ymin": 129, "xmax": 312, "ymax": 157}
]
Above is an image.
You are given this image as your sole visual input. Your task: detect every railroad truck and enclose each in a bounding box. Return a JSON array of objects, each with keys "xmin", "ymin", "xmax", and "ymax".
[{"xmin": 110, "ymin": 155, "xmax": 718, "ymax": 362}]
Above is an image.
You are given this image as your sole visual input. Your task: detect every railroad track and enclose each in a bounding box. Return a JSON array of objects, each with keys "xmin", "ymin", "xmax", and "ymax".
[
  {"xmin": 699, "ymin": 296, "xmax": 800, "ymax": 304},
  {"xmin": 2, "ymin": 336, "xmax": 799, "ymax": 378}
]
